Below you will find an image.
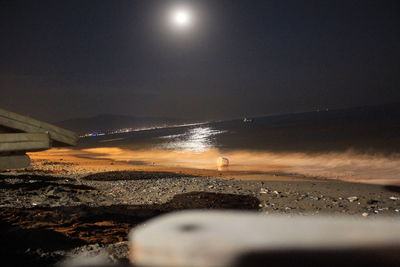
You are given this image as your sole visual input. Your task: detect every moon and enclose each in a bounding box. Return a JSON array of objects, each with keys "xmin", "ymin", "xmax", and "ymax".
[{"xmin": 171, "ymin": 8, "xmax": 192, "ymax": 28}]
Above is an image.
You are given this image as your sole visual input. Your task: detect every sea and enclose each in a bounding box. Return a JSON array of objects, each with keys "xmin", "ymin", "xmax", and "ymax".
[{"xmin": 79, "ymin": 107, "xmax": 400, "ymax": 185}]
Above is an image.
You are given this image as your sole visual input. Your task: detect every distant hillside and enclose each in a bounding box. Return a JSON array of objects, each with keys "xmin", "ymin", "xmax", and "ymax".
[
  {"xmin": 55, "ymin": 114, "xmax": 186, "ymax": 134},
  {"xmin": 55, "ymin": 103, "xmax": 400, "ymax": 136}
]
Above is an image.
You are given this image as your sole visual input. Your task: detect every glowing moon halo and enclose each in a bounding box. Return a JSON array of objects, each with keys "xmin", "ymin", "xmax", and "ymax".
[{"xmin": 171, "ymin": 9, "xmax": 192, "ymax": 28}]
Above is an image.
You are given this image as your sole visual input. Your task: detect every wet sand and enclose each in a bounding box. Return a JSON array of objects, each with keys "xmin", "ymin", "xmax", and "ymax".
[
  {"xmin": 0, "ymin": 149, "xmax": 400, "ymax": 266},
  {"xmin": 24, "ymin": 148, "xmax": 316, "ymax": 182},
  {"xmin": 25, "ymin": 147, "xmax": 400, "ymax": 185}
]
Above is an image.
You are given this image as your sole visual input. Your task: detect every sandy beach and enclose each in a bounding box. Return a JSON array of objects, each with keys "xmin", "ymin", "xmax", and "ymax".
[
  {"xmin": 0, "ymin": 148, "xmax": 399, "ymax": 266},
  {"xmin": 21, "ymin": 146, "xmax": 400, "ymax": 184}
]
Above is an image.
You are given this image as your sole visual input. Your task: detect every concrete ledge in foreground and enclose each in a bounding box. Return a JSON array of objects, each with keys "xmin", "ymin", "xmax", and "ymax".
[{"xmin": 129, "ymin": 211, "xmax": 400, "ymax": 267}]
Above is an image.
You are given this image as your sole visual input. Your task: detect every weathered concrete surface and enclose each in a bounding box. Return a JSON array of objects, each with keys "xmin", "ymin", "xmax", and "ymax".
[
  {"xmin": 0, "ymin": 133, "xmax": 50, "ymax": 152},
  {"xmin": 129, "ymin": 211, "xmax": 400, "ymax": 267},
  {"xmin": 0, "ymin": 125, "xmax": 12, "ymax": 133},
  {"xmin": 0, "ymin": 154, "xmax": 30, "ymax": 170},
  {"xmin": 0, "ymin": 108, "xmax": 78, "ymax": 146}
]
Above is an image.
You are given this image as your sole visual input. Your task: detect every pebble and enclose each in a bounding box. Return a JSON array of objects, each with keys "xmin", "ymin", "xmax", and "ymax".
[
  {"xmin": 362, "ymin": 212, "xmax": 369, "ymax": 217},
  {"xmin": 259, "ymin": 188, "xmax": 269, "ymax": 194},
  {"xmin": 347, "ymin": 196, "xmax": 358, "ymax": 202}
]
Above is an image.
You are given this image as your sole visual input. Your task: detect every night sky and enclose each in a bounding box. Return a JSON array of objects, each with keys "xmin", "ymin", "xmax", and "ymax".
[{"xmin": 1, "ymin": 0, "xmax": 399, "ymax": 122}]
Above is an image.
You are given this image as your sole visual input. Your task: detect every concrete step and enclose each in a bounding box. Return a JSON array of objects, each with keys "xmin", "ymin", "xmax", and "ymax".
[
  {"xmin": 0, "ymin": 133, "xmax": 51, "ymax": 152},
  {"xmin": 0, "ymin": 108, "xmax": 78, "ymax": 146},
  {"xmin": 0, "ymin": 154, "xmax": 30, "ymax": 170}
]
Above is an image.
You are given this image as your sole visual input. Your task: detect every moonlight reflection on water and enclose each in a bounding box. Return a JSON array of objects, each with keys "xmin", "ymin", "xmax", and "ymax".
[{"xmin": 158, "ymin": 127, "xmax": 225, "ymax": 152}]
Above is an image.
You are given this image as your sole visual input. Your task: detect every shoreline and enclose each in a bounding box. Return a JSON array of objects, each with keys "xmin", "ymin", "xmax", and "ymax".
[
  {"xmin": 22, "ymin": 147, "xmax": 400, "ymax": 185},
  {"xmin": 21, "ymin": 149, "xmax": 323, "ymax": 182}
]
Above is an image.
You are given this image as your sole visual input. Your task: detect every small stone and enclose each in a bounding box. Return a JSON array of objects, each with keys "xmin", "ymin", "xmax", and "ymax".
[
  {"xmin": 362, "ymin": 213, "xmax": 369, "ymax": 217},
  {"xmin": 347, "ymin": 196, "xmax": 358, "ymax": 202},
  {"xmin": 260, "ymin": 188, "xmax": 269, "ymax": 194}
]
